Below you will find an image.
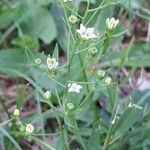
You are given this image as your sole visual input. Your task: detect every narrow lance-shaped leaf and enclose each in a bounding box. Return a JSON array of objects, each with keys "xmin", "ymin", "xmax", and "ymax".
[{"xmin": 111, "ymin": 104, "xmax": 143, "ymax": 143}]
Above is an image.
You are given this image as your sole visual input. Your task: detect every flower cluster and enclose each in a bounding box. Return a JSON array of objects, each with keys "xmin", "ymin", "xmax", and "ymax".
[{"xmin": 12, "ymin": 108, "xmax": 34, "ymax": 134}]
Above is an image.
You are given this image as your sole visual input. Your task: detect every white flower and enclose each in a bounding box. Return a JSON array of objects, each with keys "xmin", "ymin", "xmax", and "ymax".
[
  {"xmin": 104, "ymin": 77, "xmax": 112, "ymax": 85},
  {"xmin": 13, "ymin": 109, "xmax": 20, "ymax": 117},
  {"xmin": 76, "ymin": 24, "xmax": 97, "ymax": 40},
  {"xmin": 47, "ymin": 57, "xmax": 58, "ymax": 70},
  {"xmin": 106, "ymin": 17, "xmax": 119, "ymax": 30},
  {"xmin": 25, "ymin": 124, "xmax": 34, "ymax": 134},
  {"xmin": 68, "ymin": 83, "xmax": 82, "ymax": 93},
  {"xmin": 63, "ymin": 0, "xmax": 73, "ymax": 2},
  {"xmin": 44, "ymin": 90, "xmax": 51, "ymax": 100}
]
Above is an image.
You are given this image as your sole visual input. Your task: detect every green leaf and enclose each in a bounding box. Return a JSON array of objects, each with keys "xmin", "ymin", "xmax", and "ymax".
[
  {"xmin": 0, "ymin": 49, "xmax": 27, "ymax": 70},
  {"xmin": 0, "ymin": 49, "xmax": 58, "ymax": 90},
  {"xmin": 112, "ymin": 105, "xmax": 143, "ymax": 142},
  {"xmin": 0, "ymin": 6, "xmax": 15, "ymax": 29},
  {"xmin": 52, "ymin": 44, "xmax": 59, "ymax": 61},
  {"xmin": 21, "ymin": 4, "xmax": 57, "ymax": 44},
  {"xmin": 0, "ymin": 127, "xmax": 22, "ymax": 150},
  {"xmin": 51, "ymin": 1, "xmax": 68, "ymax": 51},
  {"xmin": 87, "ymin": 120, "xmax": 102, "ymax": 150},
  {"xmin": 35, "ymin": 0, "xmax": 53, "ymax": 5},
  {"xmin": 11, "ymin": 34, "xmax": 39, "ymax": 52},
  {"xmin": 31, "ymin": 135, "xmax": 56, "ymax": 150}
]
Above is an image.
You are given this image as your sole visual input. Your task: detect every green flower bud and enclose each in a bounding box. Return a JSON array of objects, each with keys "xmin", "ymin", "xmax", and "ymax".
[
  {"xmin": 13, "ymin": 109, "xmax": 20, "ymax": 117},
  {"xmin": 20, "ymin": 125, "xmax": 25, "ymax": 132},
  {"xmin": 67, "ymin": 103, "xmax": 74, "ymax": 111},
  {"xmin": 97, "ymin": 70, "xmax": 105, "ymax": 78},
  {"xmin": 34, "ymin": 58, "xmax": 42, "ymax": 65},
  {"xmin": 88, "ymin": 47, "xmax": 98, "ymax": 57},
  {"xmin": 69, "ymin": 15, "xmax": 79, "ymax": 24}
]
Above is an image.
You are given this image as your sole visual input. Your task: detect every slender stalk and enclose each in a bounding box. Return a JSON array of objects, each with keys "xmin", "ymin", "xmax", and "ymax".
[
  {"xmin": 78, "ymin": 53, "xmax": 90, "ymax": 93},
  {"xmin": 102, "ymin": 86, "xmax": 118, "ymax": 150},
  {"xmin": 83, "ymin": 0, "xmax": 90, "ymax": 23},
  {"xmin": 74, "ymin": 120, "xmax": 87, "ymax": 150},
  {"xmin": 85, "ymin": 0, "xmax": 106, "ymax": 25},
  {"xmin": 102, "ymin": 124, "xmax": 114, "ymax": 150}
]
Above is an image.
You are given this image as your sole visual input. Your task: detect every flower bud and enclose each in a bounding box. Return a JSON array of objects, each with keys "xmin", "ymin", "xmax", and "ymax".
[
  {"xmin": 43, "ymin": 91, "xmax": 51, "ymax": 100},
  {"xmin": 67, "ymin": 103, "xmax": 74, "ymax": 111},
  {"xmin": 34, "ymin": 58, "xmax": 42, "ymax": 65},
  {"xmin": 69, "ymin": 15, "xmax": 79, "ymax": 24},
  {"xmin": 88, "ymin": 47, "xmax": 98, "ymax": 57},
  {"xmin": 20, "ymin": 125, "xmax": 25, "ymax": 132},
  {"xmin": 13, "ymin": 109, "xmax": 20, "ymax": 117},
  {"xmin": 104, "ymin": 77, "xmax": 112, "ymax": 85},
  {"xmin": 97, "ymin": 70, "xmax": 105, "ymax": 79}
]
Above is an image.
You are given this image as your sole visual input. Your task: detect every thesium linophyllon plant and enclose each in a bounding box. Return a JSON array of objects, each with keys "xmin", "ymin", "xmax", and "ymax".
[{"xmin": 0, "ymin": 0, "xmax": 149, "ymax": 150}]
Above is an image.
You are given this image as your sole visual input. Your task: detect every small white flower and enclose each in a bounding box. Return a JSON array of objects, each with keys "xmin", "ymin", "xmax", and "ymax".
[
  {"xmin": 104, "ymin": 77, "xmax": 112, "ymax": 85},
  {"xmin": 106, "ymin": 17, "xmax": 119, "ymax": 30},
  {"xmin": 25, "ymin": 124, "xmax": 34, "ymax": 134},
  {"xmin": 76, "ymin": 24, "xmax": 97, "ymax": 40},
  {"xmin": 68, "ymin": 83, "xmax": 82, "ymax": 93},
  {"xmin": 43, "ymin": 90, "xmax": 51, "ymax": 100},
  {"xmin": 47, "ymin": 57, "xmax": 58, "ymax": 70},
  {"xmin": 63, "ymin": 0, "xmax": 73, "ymax": 2},
  {"xmin": 13, "ymin": 109, "xmax": 20, "ymax": 117}
]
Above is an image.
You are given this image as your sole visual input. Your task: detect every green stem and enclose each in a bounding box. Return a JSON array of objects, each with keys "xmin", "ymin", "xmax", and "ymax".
[
  {"xmin": 103, "ymin": 86, "xmax": 118, "ymax": 150},
  {"xmin": 101, "ymin": 32, "xmax": 111, "ymax": 55},
  {"xmin": 102, "ymin": 124, "xmax": 114, "ymax": 150},
  {"xmin": 78, "ymin": 53, "xmax": 90, "ymax": 93},
  {"xmin": 85, "ymin": 0, "xmax": 106, "ymax": 25},
  {"xmin": 74, "ymin": 120, "xmax": 87, "ymax": 150},
  {"xmin": 83, "ymin": 0, "xmax": 90, "ymax": 23}
]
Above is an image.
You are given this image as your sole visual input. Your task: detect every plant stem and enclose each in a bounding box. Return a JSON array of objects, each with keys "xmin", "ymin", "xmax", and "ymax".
[
  {"xmin": 102, "ymin": 124, "xmax": 114, "ymax": 150},
  {"xmin": 78, "ymin": 53, "xmax": 90, "ymax": 93},
  {"xmin": 74, "ymin": 120, "xmax": 87, "ymax": 150},
  {"xmin": 103, "ymin": 86, "xmax": 118, "ymax": 150},
  {"xmin": 85, "ymin": 0, "xmax": 106, "ymax": 25}
]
